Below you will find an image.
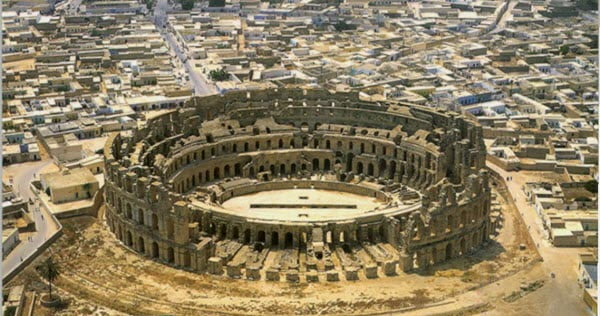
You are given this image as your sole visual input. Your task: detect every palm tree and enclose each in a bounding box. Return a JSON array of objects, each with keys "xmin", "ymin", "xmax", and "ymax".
[{"xmin": 38, "ymin": 257, "xmax": 60, "ymax": 299}]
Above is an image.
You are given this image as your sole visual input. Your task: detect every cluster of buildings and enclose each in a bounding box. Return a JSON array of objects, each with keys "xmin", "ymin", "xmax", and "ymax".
[
  {"xmin": 0, "ymin": 0, "xmax": 597, "ymax": 311},
  {"xmin": 2, "ymin": 182, "xmax": 35, "ymax": 259},
  {"xmin": 525, "ymin": 181, "xmax": 597, "ymax": 247},
  {"xmin": 2, "ymin": 7, "xmax": 192, "ymax": 168}
]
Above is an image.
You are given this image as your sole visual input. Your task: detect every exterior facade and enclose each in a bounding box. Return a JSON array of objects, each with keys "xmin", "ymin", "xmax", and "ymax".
[{"xmin": 103, "ymin": 88, "xmax": 494, "ymax": 280}]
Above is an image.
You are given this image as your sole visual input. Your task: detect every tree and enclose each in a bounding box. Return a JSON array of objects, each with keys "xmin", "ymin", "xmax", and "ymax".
[
  {"xmin": 180, "ymin": 0, "xmax": 194, "ymax": 10},
  {"xmin": 334, "ymin": 20, "xmax": 356, "ymax": 32},
  {"xmin": 38, "ymin": 257, "xmax": 60, "ymax": 299},
  {"xmin": 208, "ymin": 68, "xmax": 230, "ymax": 81},
  {"xmin": 559, "ymin": 45, "xmax": 570, "ymax": 56},
  {"xmin": 208, "ymin": 0, "xmax": 225, "ymax": 6},
  {"xmin": 584, "ymin": 179, "xmax": 598, "ymax": 193}
]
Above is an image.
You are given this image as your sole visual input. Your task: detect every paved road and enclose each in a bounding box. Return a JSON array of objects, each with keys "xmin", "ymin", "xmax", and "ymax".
[
  {"xmin": 153, "ymin": 0, "xmax": 215, "ymax": 95},
  {"xmin": 2, "ymin": 160, "xmax": 61, "ymax": 281},
  {"xmin": 487, "ymin": 161, "xmax": 592, "ymax": 315}
]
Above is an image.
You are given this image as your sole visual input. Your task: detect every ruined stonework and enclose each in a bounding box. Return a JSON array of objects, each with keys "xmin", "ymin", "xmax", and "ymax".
[{"xmin": 103, "ymin": 88, "xmax": 492, "ymax": 281}]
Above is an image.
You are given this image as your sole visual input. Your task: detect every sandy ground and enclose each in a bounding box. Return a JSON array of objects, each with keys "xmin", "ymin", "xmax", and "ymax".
[
  {"xmin": 3, "ymin": 160, "xmax": 59, "ymax": 184},
  {"xmin": 6, "ymin": 180, "xmax": 558, "ymax": 315}
]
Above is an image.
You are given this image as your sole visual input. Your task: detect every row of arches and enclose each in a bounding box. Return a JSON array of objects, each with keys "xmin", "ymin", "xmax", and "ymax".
[
  {"xmin": 412, "ymin": 225, "xmax": 489, "ymax": 269},
  {"xmin": 165, "ymin": 132, "xmax": 439, "ymax": 181},
  {"xmin": 110, "ymin": 219, "xmax": 191, "ymax": 268}
]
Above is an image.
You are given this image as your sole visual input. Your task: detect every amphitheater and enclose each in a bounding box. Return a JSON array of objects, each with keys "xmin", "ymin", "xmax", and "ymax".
[{"xmin": 103, "ymin": 88, "xmax": 497, "ymax": 282}]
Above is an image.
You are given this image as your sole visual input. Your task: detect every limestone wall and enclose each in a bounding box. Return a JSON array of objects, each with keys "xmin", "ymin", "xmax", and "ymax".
[{"xmin": 102, "ymin": 88, "xmax": 491, "ymax": 275}]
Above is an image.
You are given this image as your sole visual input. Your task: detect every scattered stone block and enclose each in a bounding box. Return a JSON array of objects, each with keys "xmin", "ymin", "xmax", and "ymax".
[
  {"xmin": 324, "ymin": 260, "xmax": 335, "ymax": 271},
  {"xmin": 365, "ymin": 264, "xmax": 378, "ymax": 279},
  {"xmin": 383, "ymin": 260, "xmax": 397, "ymax": 276},
  {"xmin": 246, "ymin": 265, "xmax": 261, "ymax": 280},
  {"xmin": 345, "ymin": 267, "xmax": 359, "ymax": 281},
  {"xmin": 286, "ymin": 270, "xmax": 299, "ymax": 283},
  {"xmin": 306, "ymin": 259, "xmax": 317, "ymax": 270},
  {"xmin": 226, "ymin": 263, "xmax": 241, "ymax": 278},
  {"xmin": 306, "ymin": 270, "xmax": 319, "ymax": 282},
  {"xmin": 266, "ymin": 269, "xmax": 280, "ymax": 281},
  {"xmin": 326, "ymin": 271, "xmax": 339, "ymax": 282},
  {"xmin": 208, "ymin": 257, "xmax": 223, "ymax": 275}
]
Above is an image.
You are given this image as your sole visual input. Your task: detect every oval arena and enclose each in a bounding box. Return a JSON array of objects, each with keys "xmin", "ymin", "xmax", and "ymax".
[{"xmin": 103, "ymin": 88, "xmax": 495, "ymax": 282}]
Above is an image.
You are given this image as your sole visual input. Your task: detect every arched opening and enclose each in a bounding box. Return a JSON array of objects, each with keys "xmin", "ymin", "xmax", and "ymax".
[
  {"xmin": 339, "ymin": 231, "xmax": 346, "ymax": 243},
  {"xmin": 259, "ymin": 166, "xmax": 265, "ymax": 172},
  {"xmin": 368, "ymin": 227, "xmax": 375, "ymax": 243},
  {"xmin": 301, "ymin": 163, "xmax": 307, "ymax": 171},
  {"xmin": 138, "ymin": 209, "xmax": 144, "ymax": 225},
  {"xmin": 233, "ymin": 143, "xmax": 237, "ymax": 152},
  {"xmin": 280, "ymin": 164, "xmax": 286, "ymax": 174},
  {"xmin": 167, "ymin": 219, "xmax": 174, "ymax": 239},
  {"xmin": 219, "ymin": 224, "xmax": 227, "ymax": 239},
  {"xmin": 360, "ymin": 143, "xmax": 365, "ymax": 154},
  {"xmin": 324, "ymin": 159, "xmax": 331, "ymax": 171},
  {"xmin": 244, "ymin": 229, "xmax": 251, "ymax": 243},
  {"xmin": 378, "ymin": 159, "xmax": 387, "ymax": 177},
  {"xmin": 151, "ymin": 242, "xmax": 159, "ymax": 258},
  {"xmin": 291, "ymin": 164, "xmax": 297, "ymax": 174},
  {"xmin": 300, "ymin": 122, "xmax": 309, "ymax": 132},
  {"xmin": 342, "ymin": 244, "xmax": 351, "ymax": 253},
  {"xmin": 233, "ymin": 226, "xmax": 240, "ymax": 239},
  {"xmin": 167, "ymin": 247, "xmax": 175, "ymax": 263},
  {"xmin": 445, "ymin": 243, "xmax": 452, "ymax": 260},
  {"xmin": 357, "ymin": 162, "xmax": 364, "ymax": 174},
  {"xmin": 346, "ymin": 153, "xmax": 354, "ymax": 172},
  {"xmin": 234, "ymin": 163, "xmax": 241, "ymax": 176},
  {"xmin": 269, "ymin": 165, "xmax": 275, "ymax": 175},
  {"xmin": 432, "ymin": 248, "xmax": 439, "ymax": 264},
  {"xmin": 258, "ymin": 231, "xmax": 266, "ymax": 243},
  {"xmin": 460, "ymin": 238, "xmax": 466, "ymax": 255},
  {"xmin": 326, "ymin": 140, "xmax": 331, "ymax": 149},
  {"xmin": 138, "ymin": 236, "xmax": 145, "ymax": 253},
  {"xmin": 183, "ymin": 252, "xmax": 191, "ymax": 267},
  {"xmin": 271, "ymin": 231, "xmax": 279, "ymax": 247},
  {"xmin": 313, "ymin": 139, "xmax": 319, "ymax": 148},
  {"xmin": 205, "ymin": 170, "xmax": 210, "ymax": 182},
  {"xmin": 278, "ymin": 139, "xmax": 283, "ymax": 148},
  {"xmin": 389, "ymin": 161, "xmax": 397, "ymax": 179},
  {"xmin": 126, "ymin": 203, "xmax": 132, "ymax": 219},
  {"xmin": 312, "ymin": 158, "xmax": 320, "ymax": 171},
  {"xmin": 244, "ymin": 142, "xmax": 249, "ymax": 152},
  {"xmin": 290, "ymin": 139, "xmax": 295, "ymax": 148},
  {"xmin": 285, "ymin": 232, "xmax": 293, "ymax": 248},
  {"xmin": 214, "ymin": 167, "xmax": 220, "ymax": 180},
  {"xmin": 126, "ymin": 231, "xmax": 133, "ymax": 247},
  {"xmin": 367, "ymin": 163, "xmax": 374, "ymax": 176},
  {"xmin": 151, "ymin": 214, "xmax": 159, "ymax": 230},
  {"xmin": 224, "ymin": 165, "xmax": 231, "ymax": 177}
]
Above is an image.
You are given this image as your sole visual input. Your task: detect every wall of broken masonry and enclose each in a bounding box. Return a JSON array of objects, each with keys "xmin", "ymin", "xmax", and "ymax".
[{"xmin": 103, "ymin": 88, "xmax": 491, "ymax": 279}]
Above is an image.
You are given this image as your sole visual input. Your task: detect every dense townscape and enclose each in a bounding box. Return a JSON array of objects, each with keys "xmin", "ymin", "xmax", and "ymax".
[{"xmin": 1, "ymin": 0, "xmax": 598, "ymax": 314}]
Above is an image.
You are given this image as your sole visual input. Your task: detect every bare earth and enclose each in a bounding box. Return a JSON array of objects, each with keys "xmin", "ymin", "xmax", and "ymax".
[{"xmin": 9, "ymin": 179, "xmax": 573, "ymax": 316}]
